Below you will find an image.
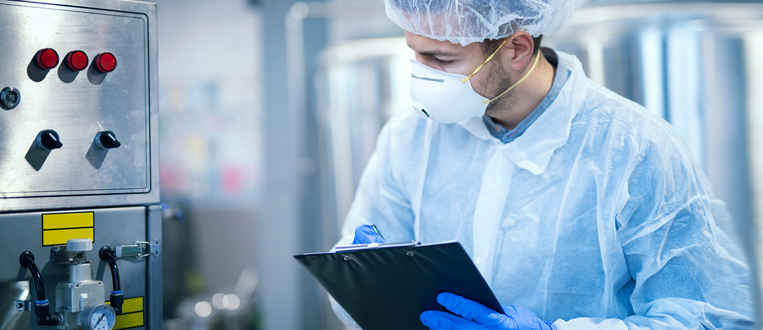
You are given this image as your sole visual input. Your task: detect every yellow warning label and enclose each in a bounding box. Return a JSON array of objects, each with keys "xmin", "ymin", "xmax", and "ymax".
[
  {"xmin": 114, "ymin": 312, "xmax": 144, "ymax": 329},
  {"xmin": 41, "ymin": 212, "xmax": 94, "ymax": 246},
  {"xmin": 42, "ymin": 212, "xmax": 94, "ymax": 229},
  {"xmin": 107, "ymin": 297, "xmax": 145, "ymax": 329},
  {"xmin": 42, "ymin": 228, "xmax": 94, "ymax": 246},
  {"xmin": 121, "ymin": 296, "xmax": 144, "ymax": 314}
]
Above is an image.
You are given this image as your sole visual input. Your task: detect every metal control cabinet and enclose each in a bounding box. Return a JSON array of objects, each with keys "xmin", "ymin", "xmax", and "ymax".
[{"xmin": 0, "ymin": 0, "xmax": 161, "ymax": 329}]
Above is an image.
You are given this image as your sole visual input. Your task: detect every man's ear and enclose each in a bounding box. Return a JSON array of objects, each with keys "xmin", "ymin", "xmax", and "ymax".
[{"xmin": 504, "ymin": 31, "xmax": 535, "ymax": 71}]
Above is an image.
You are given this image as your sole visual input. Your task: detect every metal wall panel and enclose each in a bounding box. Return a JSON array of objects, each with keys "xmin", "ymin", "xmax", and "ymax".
[
  {"xmin": 0, "ymin": 0, "xmax": 160, "ymax": 212},
  {"xmin": 0, "ymin": 206, "xmax": 150, "ymax": 329},
  {"xmin": 0, "ymin": 1, "xmax": 161, "ymax": 328}
]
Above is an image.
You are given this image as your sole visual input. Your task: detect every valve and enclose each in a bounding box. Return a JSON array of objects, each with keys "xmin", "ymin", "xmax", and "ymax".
[{"xmin": 45, "ymin": 239, "xmax": 116, "ymax": 330}]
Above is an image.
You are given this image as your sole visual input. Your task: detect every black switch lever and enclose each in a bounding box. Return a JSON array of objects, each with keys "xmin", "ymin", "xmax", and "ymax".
[
  {"xmin": 95, "ymin": 130, "xmax": 121, "ymax": 149},
  {"xmin": 35, "ymin": 130, "xmax": 63, "ymax": 150}
]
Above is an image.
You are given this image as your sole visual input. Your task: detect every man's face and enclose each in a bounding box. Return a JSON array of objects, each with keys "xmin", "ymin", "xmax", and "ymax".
[{"xmin": 405, "ymin": 31, "xmax": 515, "ymax": 114}]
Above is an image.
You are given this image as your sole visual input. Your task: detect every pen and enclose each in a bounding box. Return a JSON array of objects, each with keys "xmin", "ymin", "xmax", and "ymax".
[{"xmin": 371, "ymin": 224, "xmax": 385, "ymax": 241}]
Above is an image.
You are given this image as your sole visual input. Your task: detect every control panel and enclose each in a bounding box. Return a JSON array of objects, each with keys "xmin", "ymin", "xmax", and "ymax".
[
  {"xmin": 0, "ymin": 0, "xmax": 159, "ymax": 211},
  {"xmin": 0, "ymin": 2, "xmax": 161, "ymax": 329}
]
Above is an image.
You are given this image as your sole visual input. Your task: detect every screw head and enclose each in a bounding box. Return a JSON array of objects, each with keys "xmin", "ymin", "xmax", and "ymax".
[{"xmin": 0, "ymin": 87, "xmax": 20, "ymax": 109}]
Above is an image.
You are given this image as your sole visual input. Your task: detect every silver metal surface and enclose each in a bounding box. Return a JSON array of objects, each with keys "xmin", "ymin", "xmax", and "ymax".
[
  {"xmin": 13, "ymin": 300, "xmax": 32, "ymax": 312},
  {"xmin": 0, "ymin": 1, "xmax": 161, "ymax": 328},
  {"xmin": 68, "ymin": 263, "xmax": 92, "ymax": 283},
  {"xmin": 56, "ymin": 280, "xmax": 103, "ymax": 314},
  {"xmin": 0, "ymin": 206, "xmax": 150, "ymax": 329},
  {"xmin": 0, "ymin": 281, "xmax": 32, "ymax": 330},
  {"xmin": 116, "ymin": 245, "xmax": 143, "ymax": 259},
  {"xmin": 145, "ymin": 205, "xmax": 162, "ymax": 330},
  {"xmin": 0, "ymin": 0, "xmax": 160, "ymax": 212},
  {"xmin": 0, "ymin": 86, "xmax": 21, "ymax": 109},
  {"xmin": 52, "ymin": 246, "xmax": 87, "ymax": 265},
  {"xmin": 116, "ymin": 241, "xmax": 151, "ymax": 259},
  {"xmin": 56, "ymin": 279, "xmax": 106, "ymax": 328}
]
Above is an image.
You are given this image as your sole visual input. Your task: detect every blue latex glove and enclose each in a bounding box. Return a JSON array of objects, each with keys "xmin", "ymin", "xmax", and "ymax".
[
  {"xmin": 351, "ymin": 225, "xmax": 386, "ymax": 244},
  {"xmin": 421, "ymin": 293, "xmax": 556, "ymax": 330}
]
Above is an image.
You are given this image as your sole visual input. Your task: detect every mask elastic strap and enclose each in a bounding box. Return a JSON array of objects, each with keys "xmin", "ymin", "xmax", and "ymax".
[
  {"xmin": 482, "ymin": 52, "xmax": 540, "ymax": 104},
  {"xmin": 460, "ymin": 38, "xmax": 509, "ymax": 83}
]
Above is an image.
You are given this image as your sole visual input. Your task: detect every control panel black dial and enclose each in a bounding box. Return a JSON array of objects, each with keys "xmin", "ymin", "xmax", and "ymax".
[
  {"xmin": 36, "ymin": 130, "xmax": 63, "ymax": 150},
  {"xmin": 95, "ymin": 131, "xmax": 121, "ymax": 149}
]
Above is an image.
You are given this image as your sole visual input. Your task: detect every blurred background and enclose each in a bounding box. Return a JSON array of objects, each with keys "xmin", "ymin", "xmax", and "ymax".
[{"xmin": 153, "ymin": 0, "xmax": 763, "ymax": 329}]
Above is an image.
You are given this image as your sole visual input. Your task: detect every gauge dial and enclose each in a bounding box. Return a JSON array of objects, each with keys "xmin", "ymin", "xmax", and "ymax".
[{"xmin": 87, "ymin": 304, "xmax": 116, "ymax": 330}]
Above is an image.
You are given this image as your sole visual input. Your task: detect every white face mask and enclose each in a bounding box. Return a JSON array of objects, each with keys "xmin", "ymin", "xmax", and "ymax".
[{"xmin": 410, "ymin": 39, "xmax": 540, "ymax": 123}]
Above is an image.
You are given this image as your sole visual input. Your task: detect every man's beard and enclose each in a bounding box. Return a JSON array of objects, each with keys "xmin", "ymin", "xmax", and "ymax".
[{"xmin": 483, "ymin": 59, "xmax": 518, "ymax": 118}]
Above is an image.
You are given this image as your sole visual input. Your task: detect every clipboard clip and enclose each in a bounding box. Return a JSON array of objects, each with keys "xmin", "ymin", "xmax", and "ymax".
[{"xmin": 334, "ymin": 241, "xmax": 419, "ymax": 252}]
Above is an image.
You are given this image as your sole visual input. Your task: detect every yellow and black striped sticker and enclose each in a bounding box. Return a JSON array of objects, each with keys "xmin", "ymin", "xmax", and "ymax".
[
  {"xmin": 107, "ymin": 296, "xmax": 145, "ymax": 329},
  {"xmin": 42, "ymin": 212, "xmax": 94, "ymax": 246}
]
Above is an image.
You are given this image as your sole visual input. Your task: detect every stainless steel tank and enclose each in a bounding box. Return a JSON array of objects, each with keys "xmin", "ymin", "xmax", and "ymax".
[{"xmin": 0, "ymin": 0, "xmax": 162, "ymax": 328}]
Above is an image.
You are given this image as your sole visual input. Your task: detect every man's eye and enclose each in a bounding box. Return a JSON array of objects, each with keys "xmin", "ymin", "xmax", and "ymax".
[{"xmin": 435, "ymin": 58, "xmax": 453, "ymax": 65}]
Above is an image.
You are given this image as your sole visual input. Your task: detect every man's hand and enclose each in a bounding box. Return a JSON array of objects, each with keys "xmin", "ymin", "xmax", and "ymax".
[
  {"xmin": 420, "ymin": 293, "xmax": 556, "ymax": 330},
  {"xmin": 351, "ymin": 225, "xmax": 386, "ymax": 244}
]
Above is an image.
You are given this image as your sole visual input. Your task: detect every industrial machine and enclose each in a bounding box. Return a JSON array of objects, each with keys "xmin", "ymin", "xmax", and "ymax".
[{"xmin": 0, "ymin": 0, "xmax": 161, "ymax": 329}]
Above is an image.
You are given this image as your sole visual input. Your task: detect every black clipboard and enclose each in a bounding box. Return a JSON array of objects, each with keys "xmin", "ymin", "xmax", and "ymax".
[{"xmin": 294, "ymin": 241, "xmax": 503, "ymax": 330}]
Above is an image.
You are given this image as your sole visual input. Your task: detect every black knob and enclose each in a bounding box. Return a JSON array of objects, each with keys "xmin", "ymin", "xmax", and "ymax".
[
  {"xmin": 95, "ymin": 130, "xmax": 121, "ymax": 149},
  {"xmin": 0, "ymin": 87, "xmax": 20, "ymax": 110},
  {"xmin": 36, "ymin": 130, "xmax": 63, "ymax": 150}
]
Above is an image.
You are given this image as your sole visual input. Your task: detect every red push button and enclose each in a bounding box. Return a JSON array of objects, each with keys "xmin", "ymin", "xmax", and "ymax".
[
  {"xmin": 64, "ymin": 50, "xmax": 89, "ymax": 71},
  {"xmin": 35, "ymin": 48, "xmax": 59, "ymax": 70},
  {"xmin": 94, "ymin": 52, "xmax": 117, "ymax": 73}
]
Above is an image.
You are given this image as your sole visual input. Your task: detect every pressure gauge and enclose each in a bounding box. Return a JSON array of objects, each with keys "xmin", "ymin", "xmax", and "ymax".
[{"xmin": 84, "ymin": 304, "xmax": 116, "ymax": 330}]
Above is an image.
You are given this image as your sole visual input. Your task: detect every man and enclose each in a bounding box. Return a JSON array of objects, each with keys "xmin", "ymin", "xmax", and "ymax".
[{"xmin": 331, "ymin": 0, "xmax": 754, "ymax": 329}]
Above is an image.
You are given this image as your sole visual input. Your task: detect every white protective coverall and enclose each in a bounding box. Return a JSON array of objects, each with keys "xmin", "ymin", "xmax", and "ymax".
[{"xmin": 331, "ymin": 51, "xmax": 754, "ymax": 329}]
